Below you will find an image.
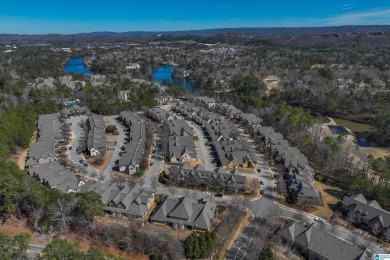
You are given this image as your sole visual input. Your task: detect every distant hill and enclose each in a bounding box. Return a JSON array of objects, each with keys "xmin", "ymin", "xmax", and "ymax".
[
  {"xmin": 1, "ymin": 25, "xmax": 390, "ymax": 45},
  {"xmin": 83, "ymin": 25, "xmax": 390, "ymax": 37}
]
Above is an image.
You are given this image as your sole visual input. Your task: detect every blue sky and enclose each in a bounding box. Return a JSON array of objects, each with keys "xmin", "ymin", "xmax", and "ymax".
[{"xmin": 0, "ymin": 0, "xmax": 390, "ymax": 34}]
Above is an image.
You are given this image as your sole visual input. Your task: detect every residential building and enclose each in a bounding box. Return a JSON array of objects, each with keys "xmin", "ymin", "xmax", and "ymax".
[
  {"xmin": 341, "ymin": 193, "xmax": 390, "ymax": 234},
  {"xmin": 278, "ymin": 221, "xmax": 371, "ymax": 260},
  {"xmin": 118, "ymin": 90, "xmax": 131, "ymax": 100},
  {"xmin": 169, "ymin": 164, "xmax": 246, "ymax": 191},
  {"xmin": 86, "ymin": 114, "xmax": 106, "ymax": 157},
  {"xmin": 82, "ymin": 182, "xmax": 154, "ymax": 219},
  {"xmin": 28, "ymin": 161, "xmax": 86, "ymax": 193},
  {"xmin": 118, "ymin": 111, "xmax": 146, "ymax": 174},
  {"xmin": 150, "ymin": 196, "xmax": 216, "ymax": 231},
  {"xmin": 26, "ymin": 113, "xmax": 63, "ymax": 168}
]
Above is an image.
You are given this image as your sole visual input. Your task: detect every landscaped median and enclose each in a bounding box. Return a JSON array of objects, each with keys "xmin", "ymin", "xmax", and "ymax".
[{"xmin": 216, "ymin": 206, "xmax": 252, "ymax": 260}]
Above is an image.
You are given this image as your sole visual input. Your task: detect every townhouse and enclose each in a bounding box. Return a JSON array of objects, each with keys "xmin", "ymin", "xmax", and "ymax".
[
  {"xmin": 147, "ymin": 107, "xmax": 173, "ymax": 123},
  {"xmin": 341, "ymin": 193, "xmax": 390, "ymax": 235},
  {"xmin": 28, "ymin": 161, "xmax": 87, "ymax": 193},
  {"xmin": 26, "ymin": 113, "xmax": 63, "ymax": 168},
  {"xmin": 169, "ymin": 164, "xmax": 246, "ymax": 192},
  {"xmin": 118, "ymin": 111, "xmax": 146, "ymax": 174},
  {"xmin": 278, "ymin": 221, "xmax": 371, "ymax": 260},
  {"xmin": 194, "ymin": 97, "xmax": 320, "ymax": 205},
  {"xmin": 86, "ymin": 114, "xmax": 106, "ymax": 157},
  {"xmin": 81, "ymin": 182, "xmax": 154, "ymax": 219},
  {"xmin": 150, "ymin": 195, "xmax": 216, "ymax": 231}
]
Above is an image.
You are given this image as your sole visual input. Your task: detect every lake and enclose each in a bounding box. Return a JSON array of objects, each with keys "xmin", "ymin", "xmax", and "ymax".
[
  {"xmin": 332, "ymin": 118, "xmax": 373, "ymax": 147},
  {"xmin": 64, "ymin": 57, "xmax": 91, "ymax": 75},
  {"xmin": 151, "ymin": 65, "xmax": 195, "ymax": 90},
  {"xmin": 333, "ymin": 118, "xmax": 372, "ymax": 133}
]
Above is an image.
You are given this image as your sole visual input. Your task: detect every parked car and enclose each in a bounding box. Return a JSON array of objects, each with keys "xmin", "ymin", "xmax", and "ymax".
[
  {"xmin": 83, "ymin": 163, "xmax": 88, "ymax": 167},
  {"xmin": 71, "ymin": 160, "xmax": 75, "ymax": 164},
  {"xmin": 79, "ymin": 160, "xmax": 85, "ymax": 163},
  {"xmin": 314, "ymin": 217, "xmax": 324, "ymax": 223},
  {"xmin": 257, "ymin": 168, "xmax": 261, "ymax": 173},
  {"xmin": 260, "ymin": 181, "xmax": 264, "ymax": 185},
  {"xmin": 214, "ymin": 193, "xmax": 223, "ymax": 197},
  {"xmin": 202, "ymin": 192, "xmax": 210, "ymax": 195}
]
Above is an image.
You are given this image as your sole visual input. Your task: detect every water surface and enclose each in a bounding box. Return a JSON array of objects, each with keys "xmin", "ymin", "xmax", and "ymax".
[
  {"xmin": 151, "ymin": 65, "xmax": 195, "ymax": 89},
  {"xmin": 64, "ymin": 57, "xmax": 91, "ymax": 75}
]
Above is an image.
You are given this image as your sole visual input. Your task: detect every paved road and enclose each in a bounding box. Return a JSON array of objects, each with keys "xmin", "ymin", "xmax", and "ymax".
[
  {"xmin": 68, "ymin": 115, "xmax": 99, "ymax": 178},
  {"xmin": 27, "ymin": 243, "xmax": 45, "ymax": 258},
  {"xmin": 101, "ymin": 115, "xmax": 126, "ymax": 180},
  {"xmin": 189, "ymin": 120, "xmax": 216, "ymax": 170},
  {"xmin": 68, "ymin": 115, "xmax": 125, "ymax": 182}
]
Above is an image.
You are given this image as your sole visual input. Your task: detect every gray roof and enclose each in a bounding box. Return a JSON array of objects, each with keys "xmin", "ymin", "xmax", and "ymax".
[
  {"xmin": 168, "ymin": 119, "xmax": 193, "ymax": 136},
  {"xmin": 118, "ymin": 112, "xmax": 146, "ymax": 171},
  {"xmin": 62, "ymin": 105, "xmax": 90, "ymax": 115},
  {"xmin": 150, "ymin": 196, "xmax": 216, "ymax": 230},
  {"xmin": 84, "ymin": 182, "xmax": 154, "ymax": 217},
  {"xmin": 278, "ymin": 222, "xmax": 370, "ymax": 260},
  {"xmin": 342, "ymin": 194, "xmax": 390, "ymax": 228},
  {"xmin": 28, "ymin": 161, "xmax": 85, "ymax": 193},
  {"xmin": 169, "ymin": 164, "xmax": 246, "ymax": 190},
  {"xmin": 169, "ymin": 136, "xmax": 197, "ymax": 159},
  {"xmin": 87, "ymin": 114, "xmax": 106, "ymax": 151}
]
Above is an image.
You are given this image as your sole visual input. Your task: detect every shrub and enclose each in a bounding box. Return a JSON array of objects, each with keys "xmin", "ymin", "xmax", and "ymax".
[
  {"xmin": 112, "ymin": 130, "xmax": 119, "ymax": 135},
  {"xmin": 259, "ymin": 247, "xmax": 273, "ymax": 260},
  {"xmin": 105, "ymin": 124, "xmax": 117, "ymax": 134}
]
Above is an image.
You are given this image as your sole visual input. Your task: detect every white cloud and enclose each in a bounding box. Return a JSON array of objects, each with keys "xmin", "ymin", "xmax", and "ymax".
[{"xmin": 326, "ymin": 9, "xmax": 390, "ymax": 25}]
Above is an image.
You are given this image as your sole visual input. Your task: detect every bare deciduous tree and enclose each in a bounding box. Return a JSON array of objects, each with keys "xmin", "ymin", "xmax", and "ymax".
[
  {"xmin": 50, "ymin": 198, "xmax": 76, "ymax": 235},
  {"xmin": 382, "ymin": 228, "xmax": 390, "ymax": 243}
]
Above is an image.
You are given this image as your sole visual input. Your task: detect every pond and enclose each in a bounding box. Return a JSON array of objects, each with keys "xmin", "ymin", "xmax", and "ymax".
[
  {"xmin": 151, "ymin": 65, "xmax": 195, "ymax": 90},
  {"xmin": 64, "ymin": 57, "xmax": 91, "ymax": 75},
  {"xmin": 330, "ymin": 118, "xmax": 373, "ymax": 147},
  {"xmin": 333, "ymin": 118, "xmax": 372, "ymax": 133}
]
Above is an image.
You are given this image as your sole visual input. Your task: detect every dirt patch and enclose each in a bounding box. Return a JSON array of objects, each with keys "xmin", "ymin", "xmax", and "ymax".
[
  {"xmin": 310, "ymin": 64, "xmax": 325, "ymax": 69},
  {"xmin": 0, "ymin": 217, "xmax": 33, "ymax": 237},
  {"xmin": 106, "ymin": 133, "xmax": 119, "ymax": 141},
  {"xmin": 186, "ymin": 160, "xmax": 205, "ymax": 167},
  {"xmin": 159, "ymin": 103, "xmax": 173, "ymax": 111},
  {"xmin": 360, "ymin": 146, "xmax": 390, "ymax": 159},
  {"xmin": 263, "ymin": 75, "xmax": 281, "ymax": 95},
  {"xmin": 9, "ymin": 146, "xmax": 29, "ymax": 170},
  {"xmin": 9, "ymin": 131, "xmax": 37, "ymax": 170},
  {"xmin": 87, "ymin": 152, "xmax": 113, "ymax": 171},
  {"xmin": 312, "ymin": 181, "xmax": 343, "ymax": 219},
  {"xmin": 238, "ymin": 167, "xmax": 256, "ymax": 174}
]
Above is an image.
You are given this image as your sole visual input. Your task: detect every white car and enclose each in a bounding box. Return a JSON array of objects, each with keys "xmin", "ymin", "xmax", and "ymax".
[
  {"xmin": 314, "ymin": 217, "xmax": 324, "ymax": 223},
  {"xmin": 71, "ymin": 160, "xmax": 75, "ymax": 164}
]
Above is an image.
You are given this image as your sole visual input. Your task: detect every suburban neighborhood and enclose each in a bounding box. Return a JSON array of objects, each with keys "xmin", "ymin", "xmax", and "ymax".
[{"xmin": 14, "ymin": 96, "xmax": 389, "ymax": 259}]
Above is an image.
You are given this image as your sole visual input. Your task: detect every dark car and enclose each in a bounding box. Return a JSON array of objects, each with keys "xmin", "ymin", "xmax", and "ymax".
[
  {"xmin": 260, "ymin": 181, "xmax": 264, "ymax": 185},
  {"xmin": 79, "ymin": 159, "xmax": 85, "ymax": 163},
  {"xmin": 83, "ymin": 163, "xmax": 88, "ymax": 167},
  {"xmin": 214, "ymin": 193, "xmax": 224, "ymax": 197}
]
